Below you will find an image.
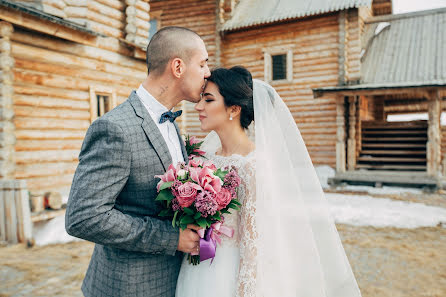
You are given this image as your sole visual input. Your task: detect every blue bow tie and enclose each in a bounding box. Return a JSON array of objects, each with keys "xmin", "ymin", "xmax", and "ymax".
[{"xmin": 159, "ymin": 110, "xmax": 182, "ymax": 124}]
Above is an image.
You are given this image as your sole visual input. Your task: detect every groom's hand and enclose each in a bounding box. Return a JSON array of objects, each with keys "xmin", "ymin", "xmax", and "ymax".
[{"xmin": 177, "ymin": 224, "xmax": 202, "ymax": 253}]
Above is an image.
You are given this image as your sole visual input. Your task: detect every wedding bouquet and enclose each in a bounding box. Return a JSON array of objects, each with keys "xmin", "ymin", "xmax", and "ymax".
[{"xmin": 155, "ymin": 139, "xmax": 241, "ymax": 265}]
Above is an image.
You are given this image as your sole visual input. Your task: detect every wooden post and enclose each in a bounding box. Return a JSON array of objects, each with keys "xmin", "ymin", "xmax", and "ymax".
[
  {"xmin": 336, "ymin": 95, "xmax": 346, "ymax": 172},
  {"xmin": 338, "ymin": 10, "xmax": 347, "ymax": 85},
  {"xmin": 347, "ymin": 96, "xmax": 357, "ymax": 170},
  {"xmin": 427, "ymin": 90, "xmax": 441, "ymax": 177},
  {"xmin": 0, "ymin": 180, "xmax": 33, "ymax": 244}
]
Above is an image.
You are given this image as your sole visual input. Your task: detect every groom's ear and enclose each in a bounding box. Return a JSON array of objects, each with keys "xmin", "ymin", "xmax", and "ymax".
[{"xmin": 171, "ymin": 58, "xmax": 185, "ymax": 78}]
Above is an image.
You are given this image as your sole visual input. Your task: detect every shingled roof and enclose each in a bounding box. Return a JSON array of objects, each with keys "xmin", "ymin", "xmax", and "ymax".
[
  {"xmin": 314, "ymin": 7, "xmax": 446, "ymax": 94},
  {"xmin": 221, "ymin": 0, "xmax": 372, "ymax": 32}
]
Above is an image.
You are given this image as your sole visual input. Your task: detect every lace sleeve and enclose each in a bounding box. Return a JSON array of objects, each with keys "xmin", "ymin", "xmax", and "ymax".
[{"xmin": 236, "ymin": 158, "xmax": 257, "ymax": 297}]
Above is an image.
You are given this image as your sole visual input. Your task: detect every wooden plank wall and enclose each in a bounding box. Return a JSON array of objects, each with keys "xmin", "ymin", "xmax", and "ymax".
[
  {"xmin": 221, "ymin": 13, "xmax": 343, "ymax": 166},
  {"xmin": 10, "ymin": 27, "xmax": 146, "ymax": 195},
  {"xmin": 150, "ymin": 0, "xmax": 219, "ymax": 138}
]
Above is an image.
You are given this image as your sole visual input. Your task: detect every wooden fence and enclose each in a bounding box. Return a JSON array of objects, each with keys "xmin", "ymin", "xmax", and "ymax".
[{"xmin": 0, "ymin": 180, "xmax": 33, "ymax": 244}]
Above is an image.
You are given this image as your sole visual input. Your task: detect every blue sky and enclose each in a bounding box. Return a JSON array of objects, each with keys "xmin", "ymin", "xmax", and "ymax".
[{"xmin": 393, "ymin": 0, "xmax": 446, "ymax": 13}]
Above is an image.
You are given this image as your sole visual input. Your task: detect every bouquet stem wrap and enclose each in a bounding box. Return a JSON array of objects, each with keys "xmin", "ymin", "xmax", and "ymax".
[{"xmin": 194, "ymin": 222, "xmax": 234, "ymax": 262}]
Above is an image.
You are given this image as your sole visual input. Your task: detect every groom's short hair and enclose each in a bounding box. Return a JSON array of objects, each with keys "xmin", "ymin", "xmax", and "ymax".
[{"xmin": 146, "ymin": 26, "xmax": 201, "ymax": 76}]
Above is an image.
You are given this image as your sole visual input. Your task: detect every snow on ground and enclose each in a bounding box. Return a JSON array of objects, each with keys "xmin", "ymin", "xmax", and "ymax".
[
  {"xmin": 33, "ymin": 215, "xmax": 81, "ymax": 246},
  {"xmin": 32, "ymin": 166, "xmax": 446, "ymax": 246},
  {"xmin": 326, "ymin": 193, "xmax": 446, "ymax": 228}
]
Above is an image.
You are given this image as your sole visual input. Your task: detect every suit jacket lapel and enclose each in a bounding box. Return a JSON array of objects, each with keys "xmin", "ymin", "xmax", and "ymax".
[
  {"xmin": 174, "ymin": 122, "xmax": 189, "ymax": 164},
  {"xmin": 129, "ymin": 91, "xmax": 172, "ymax": 171}
]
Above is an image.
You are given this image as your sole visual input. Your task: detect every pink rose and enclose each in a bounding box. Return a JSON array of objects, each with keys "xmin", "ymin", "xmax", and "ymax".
[
  {"xmin": 154, "ymin": 164, "xmax": 176, "ymax": 191},
  {"xmin": 176, "ymin": 182, "xmax": 202, "ymax": 208},
  {"xmin": 215, "ymin": 188, "xmax": 232, "ymax": 210}
]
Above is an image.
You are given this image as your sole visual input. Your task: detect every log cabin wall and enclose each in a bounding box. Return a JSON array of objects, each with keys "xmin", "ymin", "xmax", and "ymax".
[
  {"xmin": 221, "ymin": 10, "xmax": 366, "ymax": 166},
  {"xmin": 149, "ymin": 0, "xmax": 219, "ymax": 138},
  {"xmin": 9, "ymin": 26, "xmax": 146, "ymax": 196},
  {"xmin": 0, "ymin": 22, "xmax": 15, "ymax": 179}
]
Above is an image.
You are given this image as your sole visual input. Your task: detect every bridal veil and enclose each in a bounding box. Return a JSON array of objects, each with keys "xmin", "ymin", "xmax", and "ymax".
[{"xmin": 202, "ymin": 79, "xmax": 362, "ymax": 297}]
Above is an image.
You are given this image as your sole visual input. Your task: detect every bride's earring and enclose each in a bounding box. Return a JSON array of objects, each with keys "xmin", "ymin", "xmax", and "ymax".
[{"xmin": 229, "ymin": 115, "xmax": 233, "ymax": 121}]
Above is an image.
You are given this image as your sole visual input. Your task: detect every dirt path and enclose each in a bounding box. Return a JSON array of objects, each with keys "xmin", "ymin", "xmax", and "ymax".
[{"xmin": 1, "ymin": 224, "xmax": 445, "ymax": 297}]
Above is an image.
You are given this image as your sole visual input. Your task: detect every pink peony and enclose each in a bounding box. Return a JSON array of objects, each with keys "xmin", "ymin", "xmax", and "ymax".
[
  {"xmin": 189, "ymin": 136, "xmax": 201, "ymax": 145},
  {"xmin": 176, "ymin": 182, "xmax": 202, "ymax": 208},
  {"xmin": 189, "ymin": 158, "xmax": 203, "ymax": 168},
  {"xmin": 155, "ymin": 164, "xmax": 176, "ymax": 191},
  {"xmin": 191, "ymin": 167, "xmax": 221, "ymax": 194},
  {"xmin": 203, "ymin": 160, "xmax": 217, "ymax": 171},
  {"xmin": 215, "ymin": 188, "xmax": 232, "ymax": 210}
]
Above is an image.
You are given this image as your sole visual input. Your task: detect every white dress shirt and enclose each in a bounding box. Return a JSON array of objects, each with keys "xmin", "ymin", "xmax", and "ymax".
[{"xmin": 136, "ymin": 85, "xmax": 184, "ymax": 166}]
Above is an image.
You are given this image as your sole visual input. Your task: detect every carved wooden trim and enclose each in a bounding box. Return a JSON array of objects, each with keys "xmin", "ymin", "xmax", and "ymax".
[{"xmin": 336, "ymin": 95, "xmax": 346, "ymax": 172}]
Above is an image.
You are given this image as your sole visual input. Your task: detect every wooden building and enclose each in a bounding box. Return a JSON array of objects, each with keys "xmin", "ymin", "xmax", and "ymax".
[
  {"xmin": 0, "ymin": 0, "xmax": 150, "ymax": 199},
  {"xmin": 314, "ymin": 8, "xmax": 446, "ymax": 187},
  {"xmin": 0, "ymin": 0, "xmax": 444, "ymax": 204}
]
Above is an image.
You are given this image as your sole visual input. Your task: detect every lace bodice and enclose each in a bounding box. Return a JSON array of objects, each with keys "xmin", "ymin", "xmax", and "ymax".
[{"xmin": 206, "ymin": 150, "xmax": 257, "ymax": 297}]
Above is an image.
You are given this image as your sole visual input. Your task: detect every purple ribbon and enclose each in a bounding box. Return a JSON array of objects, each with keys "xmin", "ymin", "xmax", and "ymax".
[{"xmin": 199, "ymin": 227, "xmax": 217, "ymax": 262}]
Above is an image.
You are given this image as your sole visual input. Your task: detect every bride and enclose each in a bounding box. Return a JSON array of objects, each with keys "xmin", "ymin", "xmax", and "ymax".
[{"xmin": 175, "ymin": 66, "xmax": 362, "ymax": 297}]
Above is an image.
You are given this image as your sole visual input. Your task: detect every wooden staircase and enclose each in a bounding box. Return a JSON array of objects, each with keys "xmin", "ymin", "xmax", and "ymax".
[{"xmin": 357, "ymin": 121, "xmax": 428, "ymax": 171}]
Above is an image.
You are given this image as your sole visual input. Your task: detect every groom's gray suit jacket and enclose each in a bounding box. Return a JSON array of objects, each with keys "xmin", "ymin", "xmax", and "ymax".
[{"xmin": 65, "ymin": 91, "xmax": 187, "ymax": 297}]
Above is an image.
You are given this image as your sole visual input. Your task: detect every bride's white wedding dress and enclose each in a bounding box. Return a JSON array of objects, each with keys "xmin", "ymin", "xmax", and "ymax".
[
  {"xmin": 176, "ymin": 79, "xmax": 362, "ymax": 297},
  {"xmin": 176, "ymin": 150, "xmax": 256, "ymax": 297}
]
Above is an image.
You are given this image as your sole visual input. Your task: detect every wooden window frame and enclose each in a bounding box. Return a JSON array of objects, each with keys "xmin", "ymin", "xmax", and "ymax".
[
  {"xmin": 263, "ymin": 47, "xmax": 293, "ymax": 83},
  {"xmin": 89, "ymin": 86, "xmax": 117, "ymax": 123},
  {"xmin": 148, "ymin": 11, "xmax": 162, "ymax": 40}
]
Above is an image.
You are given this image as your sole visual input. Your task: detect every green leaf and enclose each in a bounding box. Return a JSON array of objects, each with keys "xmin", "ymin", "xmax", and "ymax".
[
  {"xmin": 211, "ymin": 212, "xmax": 221, "ymax": 221},
  {"xmin": 221, "ymin": 209, "xmax": 230, "ymax": 214},
  {"xmin": 159, "ymin": 181, "xmax": 173, "ymax": 191},
  {"xmin": 183, "ymin": 207, "xmax": 194, "ymax": 215},
  {"xmin": 215, "ymin": 168, "xmax": 229, "ymax": 181},
  {"xmin": 196, "ymin": 217, "xmax": 208, "ymax": 229},
  {"xmin": 180, "ymin": 215, "xmax": 194, "ymax": 225},
  {"xmin": 172, "ymin": 211, "xmax": 179, "ymax": 228},
  {"xmin": 229, "ymin": 204, "xmax": 240, "ymax": 211},
  {"xmin": 231, "ymin": 199, "xmax": 242, "ymax": 206},
  {"xmin": 193, "ymin": 212, "xmax": 202, "ymax": 219},
  {"xmin": 159, "ymin": 209, "xmax": 172, "ymax": 217},
  {"xmin": 155, "ymin": 189, "xmax": 174, "ymax": 201}
]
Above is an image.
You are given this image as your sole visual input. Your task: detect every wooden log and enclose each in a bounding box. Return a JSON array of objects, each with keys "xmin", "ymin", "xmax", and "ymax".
[
  {"xmin": 26, "ymin": 173, "xmax": 75, "ymax": 192},
  {"xmin": 3, "ymin": 181, "xmax": 17, "ymax": 243},
  {"xmin": 64, "ymin": 0, "xmax": 88, "ymax": 6},
  {"xmin": 14, "ymin": 58, "xmax": 141, "ymax": 87},
  {"xmin": 30, "ymin": 195, "xmax": 45, "ymax": 213},
  {"xmin": 43, "ymin": 0, "xmax": 67, "ymax": 10},
  {"xmin": 12, "ymin": 42, "xmax": 145, "ymax": 80},
  {"xmin": 126, "ymin": 0, "xmax": 150, "ymax": 12},
  {"xmin": 126, "ymin": 16, "xmax": 150, "ymax": 31},
  {"xmin": 11, "ymin": 28, "xmax": 137, "ymax": 64},
  {"xmin": 14, "ymin": 83, "xmax": 90, "ymax": 101},
  {"xmin": 15, "ymin": 130, "xmax": 86, "ymax": 140},
  {"xmin": 31, "ymin": 209, "xmax": 66, "ymax": 223},
  {"xmin": 15, "ymin": 150, "xmax": 80, "ymax": 164},
  {"xmin": 14, "ymin": 118, "xmax": 90, "ymax": 130},
  {"xmin": 88, "ymin": 0, "xmax": 125, "ymax": 21},
  {"xmin": 44, "ymin": 192, "xmax": 62, "ymax": 210},
  {"xmin": 14, "ymin": 105, "xmax": 89, "ymax": 120},
  {"xmin": 126, "ymin": 6, "xmax": 150, "ymax": 22},
  {"xmin": 15, "ymin": 139, "xmax": 83, "ymax": 152},
  {"xmin": 86, "ymin": 20, "xmax": 124, "ymax": 38},
  {"xmin": 0, "ymin": 189, "xmax": 5, "ymax": 241},
  {"xmin": 15, "ymin": 162, "xmax": 78, "ymax": 179},
  {"xmin": 13, "ymin": 94, "xmax": 90, "ymax": 110},
  {"xmin": 14, "ymin": 180, "xmax": 32, "ymax": 243},
  {"xmin": 41, "ymin": 4, "xmax": 66, "ymax": 19},
  {"xmin": 95, "ymin": 0, "xmax": 125, "ymax": 11}
]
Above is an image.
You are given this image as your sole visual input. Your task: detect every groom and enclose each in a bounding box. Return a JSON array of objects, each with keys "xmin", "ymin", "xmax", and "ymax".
[{"xmin": 65, "ymin": 26, "xmax": 210, "ymax": 297}]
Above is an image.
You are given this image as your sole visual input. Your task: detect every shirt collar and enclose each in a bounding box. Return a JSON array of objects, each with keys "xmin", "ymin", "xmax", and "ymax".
[{"xmin": 136, "ymin": 84, "xmax": 169, "ymax": 119}]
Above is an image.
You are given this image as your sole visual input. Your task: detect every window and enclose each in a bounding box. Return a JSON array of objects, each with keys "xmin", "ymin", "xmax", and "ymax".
[
  {"xmin": 89, "ymin": 86, "xmax": 117, "ymax": 122},
  {"xmin": 263, "ymin": 48, "xmax": 293, "ymax": 82},
  {"xmin": 272, "ymin": 54, "xmax": 287, "ymax": 80},
  {"xmin": 148, "ymin": 11, "xmax": 162, "ymax": 41}
]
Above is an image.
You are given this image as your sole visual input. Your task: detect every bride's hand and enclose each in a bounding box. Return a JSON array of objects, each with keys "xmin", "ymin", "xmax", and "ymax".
[{"xmin": 177, "ymin": 224, "xmax": 202, "ymax": 253}]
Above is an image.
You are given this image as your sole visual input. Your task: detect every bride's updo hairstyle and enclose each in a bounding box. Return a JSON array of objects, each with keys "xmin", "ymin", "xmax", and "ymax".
[{"xmin": 207, "ymin": 66, "xmax": 254, "ymax": 129}]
